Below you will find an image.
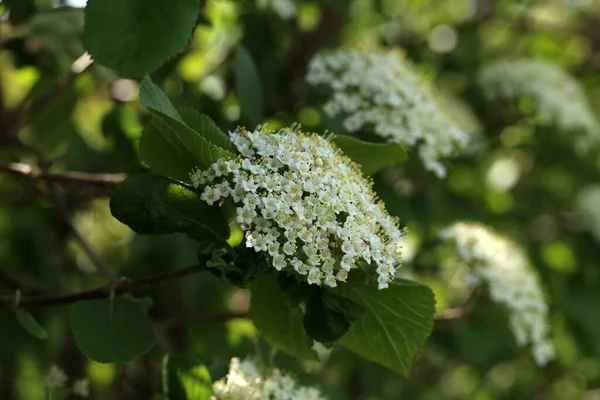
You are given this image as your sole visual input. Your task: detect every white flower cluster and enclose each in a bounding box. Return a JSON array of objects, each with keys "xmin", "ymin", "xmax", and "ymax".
[
  {"xmin": 576, "ymin": 185, "xmax": 600, "ymax": 242},
  {"xmin": 44, "ymin": 365, "xmax": 89, "ymax": 397},
  {"xmin": 306, "ymin": 49, "xmax": 470, "ymax": 178},
  {"xmin": 479, "ymin": 58, "xmax": 599, "ymax": 153},
  {"xmin": 256, "ymin": 0, "xmax": 296, "ymax": 19},
  {"xmin": 191, "ymin": 127, "xmax": 404, "ymax": 290},
  {"xmin": 212, "ymin": 357, "xmax": 327, "ymax": 400},
  {"xmin": 439, "ymin": 222, "xmax": 555, "ymax": 366}
]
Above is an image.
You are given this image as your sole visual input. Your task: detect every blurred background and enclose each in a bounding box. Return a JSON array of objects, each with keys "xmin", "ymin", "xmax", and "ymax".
[{"xmin": 1, "ymin": 0, "xmax": 600, "ymax": 398}]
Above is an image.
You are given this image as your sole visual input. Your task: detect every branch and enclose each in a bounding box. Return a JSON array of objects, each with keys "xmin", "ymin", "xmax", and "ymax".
[
  {"xmin": 0, "ymin": 162, "xmax": 125, "ymax": 190},
  {"xmin": 0, "ymin": 264, "xmax": 207, "ymax": 309}
]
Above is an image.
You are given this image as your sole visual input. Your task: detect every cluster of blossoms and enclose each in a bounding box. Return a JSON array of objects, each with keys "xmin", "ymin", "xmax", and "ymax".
[
  {"xmin": 439, "ymin": 222, "xmax": 555, "ymax": 366},
  {"xmin": 45, "ymin": 365, "xmax": 89, "ymax": 397},
  {"xmin": 191, "ymin": 127, "xmax": 404, "ymax": 290},
  {"xmin": 306, "ymin": 49, "xmax": 470, "ymax": 178},
  {"xmin": 212, "ymin": 357, "xmax": 327, "ymax": 400},
  {"xmin": 576, "ymin": 185, "xmax": 600, "ymax": 242},
  {"xmin": 479, "ymin": 58, "xmax": 599, "ymax": 153},
  {"xmin": 255, "ymin": 0, "xmax": 296, "ymax": 19}
]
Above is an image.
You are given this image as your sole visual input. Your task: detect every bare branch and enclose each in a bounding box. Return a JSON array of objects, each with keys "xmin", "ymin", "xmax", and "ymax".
[
  {"xmin": 0, "ymin": 264, "xmax": 207, "ymax": 308},
  {"xmin": 0, "ymin": 162, "xmax": 125, "ymax": 190}
]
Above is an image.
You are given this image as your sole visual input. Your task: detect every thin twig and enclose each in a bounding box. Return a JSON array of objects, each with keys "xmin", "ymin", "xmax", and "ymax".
[
  {"xmin": 0, "ymin": 264, "xmax": 207, "ymax": 308},
  {"xmin": 0, "ymin": 162, "xmax": 125, "ymax": 189}
]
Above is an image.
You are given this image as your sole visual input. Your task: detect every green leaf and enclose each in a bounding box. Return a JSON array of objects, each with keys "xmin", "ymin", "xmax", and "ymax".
[
  {"xmin": 334, "ymin": 273, "xmax": 435, "ymax": 376},
  {"xmin": 250, "ymin": 275, "xmax": 317, "ymax": 360},
  {"xmin": 332, "ymin": 135, "xmax": 408, "ymax": 176},
  {"xmin": 139, "ymin": 78, "xmax": 236, "ymax": 174},
  {"xmin": 138, "ymin": 118, "xmax": 199, "ymax": 183},
  {"xmin": 179, "ymin": 108, "xmax": 236, "ymax": 153},
  {"xmin": 303, "ymin": 290, "xmax": 364, "ymax": 344},
  {"xmin": 110, "ymin": 173, "xmax": 230, "ymax": 244},
  {"xmin": 139, "ymin": 77, "xmax": 183, "ymax": 122},
  {"xmin": 69, "ymin": 297, "xmax": 156, "ymax": 363},
  {"xmin": 232, "ymin": 46, "xmax": 263, "ymax": 127},
  {"xmin": 83, "ymin": 0, "xmax": 200, "ymax": 77},
  {"xmin": 15, "ymin": 310, "xmax": 48, "ymax": 341},
  {"xmin": 162, "ymin": 354, "xmax": 213, "ymax": 400}
]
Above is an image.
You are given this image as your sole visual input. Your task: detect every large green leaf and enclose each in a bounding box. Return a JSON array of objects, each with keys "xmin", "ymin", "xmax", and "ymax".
[
  {"xmin": 138, "ymin": 78, "xmax": 236, "ymax": 173},
  {"xmin": 162, "ymin": 354, "xmax": 213, "ymax": 400},
  {"xmin": 84, "ymin": 0, "xmax": 200, "ymax": 77},
  {"xmin": 15, "ymin": 310, "xmax": 48, "ymax": 341},
  {"xmin": 139, "ymin": 117, "xmax": 199, "ymax": 183},
  {"xmin": 232, "ymin": 46, "xmax": 263, "ymax": 127},
  {"xmin": 250, "ymin": 275, "xmax": 317, "ymax": 360},
  {"xmin": 334, "ymin": 273, "xmax": 435, "ymax": 376},
  {"xmin": 332, "ymin": 135, "xmax": 408, "ymax": 176},
  {"xmin": 303, "ymin": 290, "xmax": 364, "ymax": 344},
  {"xmin": 179, "ymin": 108, "xmax": 236, "ymax": 153},
  {"xmin": 69, "ymin": 297, "xmax": 156, "ymax": 363},
  {"xmin": 110, "ymin": 173, "xmax": 230, "ymax": 244}
]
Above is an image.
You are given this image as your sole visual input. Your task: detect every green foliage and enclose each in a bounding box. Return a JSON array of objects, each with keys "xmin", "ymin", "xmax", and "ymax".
[
  {"xmin": 162, "ymin": 354, "xmax": 213, "ymax": 400},
  {"xmin": 250, "ymin": 275, "xmax": 318, "ymax": 360},
  {"xmin": 303, "ymin": 290, "xmax": 364, "ymax": 344},
  {"xmin": 69, "ymin": 297, "xmax": 156, "ymax": 363},
  {"xmin": 334, "ymin": 274, "xmax": 436, "ymax": 377},
  {"xmin": 179, "ymin": 108, "xmax": 236, "ymax": 153},
  {"xmin": 110, "ymin": 173, "xmax": 229, "ymax": 245},
  {"xmin": 15, "ymin": 310, "xmax": 48, "ymax": 341},
  {"xmin": 83, "ymin": 0, "xmax": 200, "ymax": 76},
  {"xmin": 138, "ymin": 77, "xmax": 236, "ymax": 175},
  {"xmin": 232, "ymin": 46, "xmax": 264, "ymax": 127},
  {"xmin": 139, "ymin": 118, "xmax": 200, "ymax": 183},
  {"xmin": 332, "ymin": 135, "xmax": 409, "ymax": 176}
]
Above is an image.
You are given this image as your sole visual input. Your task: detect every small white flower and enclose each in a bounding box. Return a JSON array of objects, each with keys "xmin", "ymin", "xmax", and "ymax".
[
  {"xmin": 307, "ymin": 49, "xmax": 469, "ymax": 178},
  {"xmin": 194, "ymin": 127, "xmax": 404, "ymax": 290},
  {"xmin": 307, "ymin": 267, "xmax": 322, "ymax": 286},
  {"xmin": 439, "ymin": 222, "xmax": 555, "ymax": 366},
  {"xmin": 212, "ymin": 357, "xmax": 328, "ymax": 399},
  {"xmin": 479, "ymin": 58, "xmax": 599, "ymax": 154}
]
